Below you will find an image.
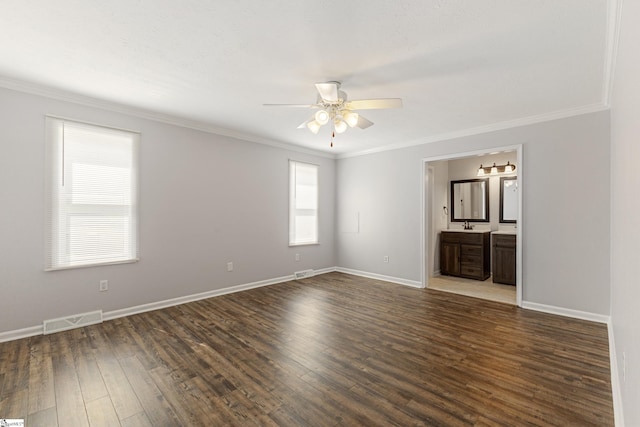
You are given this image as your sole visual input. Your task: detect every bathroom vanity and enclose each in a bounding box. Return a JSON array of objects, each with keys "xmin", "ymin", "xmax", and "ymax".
[{"xmin": 440, "ymin": 230, "xmax": 491, "ymax": 281}]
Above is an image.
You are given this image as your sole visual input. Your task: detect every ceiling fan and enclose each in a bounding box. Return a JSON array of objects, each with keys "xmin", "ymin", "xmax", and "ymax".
[{"xmin": 264, "ymin": 82, "xmax": 402, "ymax": 140}]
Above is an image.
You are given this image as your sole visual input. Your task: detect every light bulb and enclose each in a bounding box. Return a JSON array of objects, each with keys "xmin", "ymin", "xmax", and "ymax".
[
  {"xmin": 490, "ymin": 163, "xmax": 498, "ymax": 175},
  {"xmin": 334, "ymin": 119, "xmax": 347, "ymax": 134},
  {"xmin": 315, "ymin": 109, "xmax": 329, "ymax": 125},
  {"xmin": 343, "ymin": 111, "xmax": 359, "ymax": 127},
  {"xmin": 307, "ymin": 120, "xmax": 320, "ymax": 134},
  {"xmin": 477, "ymin": 165, "xmax": 485, "ymax": 177}
]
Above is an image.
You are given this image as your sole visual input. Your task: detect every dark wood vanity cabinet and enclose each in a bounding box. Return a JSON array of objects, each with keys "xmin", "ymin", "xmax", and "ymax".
[
  {"xmin": 440, "ymin": 231, "xmax": 491, "ymax": 281},
  {"xmin": 492, "ymin": 233, "xmax": 516, "ymax": 285}
]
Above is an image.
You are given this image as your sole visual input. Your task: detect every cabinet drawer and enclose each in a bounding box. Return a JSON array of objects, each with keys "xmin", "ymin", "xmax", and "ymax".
[
  {"xmin": 441, "ymin": 232, "xmax": 489, "ymax": 244},
  {"xmin": 460, "ymin": 265, "xmax": 482, "ymax": 278},
  {"xmin": 493, "ymin": 234, "xmax": 516, "ymax": 248},
  {"xmin": 461, "ymin": 254, "xmax": 481, "ymax": 264},
  {"xmin": 458, "ymin": 233, "xmax": 483, "ymax": 244},
  {"xmin": 441, "ymin": 232, "xmax": 461, "ymax": 243},
  {"xmin": 461, "ymin": 244, "xmax": 482, "ymax": 256}
]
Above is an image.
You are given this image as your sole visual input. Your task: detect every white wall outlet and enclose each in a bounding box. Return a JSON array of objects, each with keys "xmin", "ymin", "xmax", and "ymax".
[
  {"xmin": 295, "ymin": 253, "xmax": 300, "ymax": 261},
  {"xmin": 99, "ymin": 280, "xmax": 108, "ymax": 292},
  {"xmin": 227, "ymin": 262, "xmax": 233, "ymax": 272},
  {"xmin": 383, "ymin": 255, "xmax": 389, "ymax": 263}
]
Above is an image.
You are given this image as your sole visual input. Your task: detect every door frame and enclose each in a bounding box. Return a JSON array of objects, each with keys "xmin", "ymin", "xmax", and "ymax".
[{"xmin": 421, "ymin": 144, "xmax": 523, "ymax": 307}]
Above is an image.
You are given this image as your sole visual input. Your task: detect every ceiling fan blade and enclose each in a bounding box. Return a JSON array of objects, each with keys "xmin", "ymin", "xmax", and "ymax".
[
  {"xmin": 315, "ymin": 82, "xmax": 339, "ymax": 102},
  {"xmin": 346, "ymin": 98, "xmax": 403, "ymax": 110},
  {"xmin": 263, "ymin": 103, "xmax": 318, "ymax": 108},
  {"xmin": 356, "ymin": 115, "xmax": 374, "ymax": 129}
]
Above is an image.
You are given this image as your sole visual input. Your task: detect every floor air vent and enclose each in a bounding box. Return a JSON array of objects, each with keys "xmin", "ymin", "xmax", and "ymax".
[
  {"xmin": 294, "ymin": 269, "xmax": 314, "ymax": 280},
  {"xmin": 43, "ymin": 310, "xmax": 103, "ymax": 335}
]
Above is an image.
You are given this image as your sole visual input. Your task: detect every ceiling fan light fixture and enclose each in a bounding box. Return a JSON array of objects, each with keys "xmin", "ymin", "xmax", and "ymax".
[
  {"xmin": 334, "ymin": 118, "xmax": 347, "ymax": 134},
  {"xmin": 343, "ymin": 110, "xmax": 359, "ymax": 127},
  {"xmin": 265, "ymin": 82, "xmax": 402, "ymax": 140},
  {"xmin": 307, "ymin": 120, "xmax": 321, "ymax": 134},
  {"xmin": 315, "ymin": 109, "xmax": 330, "ymax": 125}
]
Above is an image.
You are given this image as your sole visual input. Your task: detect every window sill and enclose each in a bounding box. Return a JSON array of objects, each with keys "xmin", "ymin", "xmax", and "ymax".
[{"xmin": 45, "ymin": 258, "xmax": 139, "ymax": 272}]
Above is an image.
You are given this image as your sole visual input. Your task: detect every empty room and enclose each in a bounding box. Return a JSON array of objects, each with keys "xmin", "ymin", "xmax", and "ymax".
[{"xmin": 0, "ymin": 1, "xmax": 638, "ymax": 426}]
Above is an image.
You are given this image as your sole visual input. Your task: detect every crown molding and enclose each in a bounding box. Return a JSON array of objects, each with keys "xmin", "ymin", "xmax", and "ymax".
[
  {"xmin": 0, "ymin": 77, "xmax": 336, "ymax": 159},
  {"xmin": 0, "ymin": 76, "xmax": 610, "ymax": 162},
  {"xmin": 337, "ymin": 102, "xmax": 609, "ymax": 159}
]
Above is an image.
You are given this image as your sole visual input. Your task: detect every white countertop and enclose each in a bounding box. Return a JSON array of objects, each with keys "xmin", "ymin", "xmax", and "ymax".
[
  {"xmin": 443, "ymin": 229, "xmax": 491, "ymax": 233},
  {"xmin": 492, "ymin": 230, "xmax": 517, "ymax": 235}
]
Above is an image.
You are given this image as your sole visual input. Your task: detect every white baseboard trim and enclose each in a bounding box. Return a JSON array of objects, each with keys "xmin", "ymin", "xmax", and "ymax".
[
  {"xmin": 103, "ymin": 274, "xmax": 295, "ymax": 321},
  {"xmin": 0, "ymin": 268, "xmax": 350, "ymax": 343},
  {"xmin": 0, "ymin": 325, "xmax": 43, "ymax": 343},
  {"xmin": 607, "ymin": 321, "xmax": 625, "ymax": 427},
  {"xmin": 519, "ymin": 301, "xmax": 623, "ymax": 425},
  {"xmin": 521, "ymin": 301, "xmax": 610, "ymax": 324},
  {"xmin": 311, "ymin": 267, "xmax": 337, "ymax": 276},
  {"xmin": 334, "ymin": 267, "xmax": 424, "ymax": 288},
  {"xmin": 0, "ymin": 273, "xmax": 303, "ymax": 343}
]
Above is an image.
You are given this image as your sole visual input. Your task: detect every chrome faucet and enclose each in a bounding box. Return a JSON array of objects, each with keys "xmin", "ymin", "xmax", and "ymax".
[{"xmin": 464, "ymin": 220, "xmax": 473, "ymax": 230}]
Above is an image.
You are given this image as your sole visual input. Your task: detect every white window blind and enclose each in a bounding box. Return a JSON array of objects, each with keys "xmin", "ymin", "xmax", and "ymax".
[
  {"xmin": 289, "ymin": 160, "xmax": 318, "ymax": 246},
  {"xmin": 45, "ymin": 117, "xmax": 139, "ymax": 270}
]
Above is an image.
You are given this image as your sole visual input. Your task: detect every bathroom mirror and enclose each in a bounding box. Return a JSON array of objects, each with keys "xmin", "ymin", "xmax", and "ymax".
[
  {"xmin": 450, "ymin": 178, "xmax": 489, "ymax": 222},
  {"xmin": 500, "ymin": 176, "xmax": 518, "ymax": 223}
]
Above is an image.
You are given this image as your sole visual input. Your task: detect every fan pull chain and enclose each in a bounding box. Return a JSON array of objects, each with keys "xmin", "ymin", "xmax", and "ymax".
[{"xmin": 330, "ymin": 131, "xmax": 334, "ymax": 148}]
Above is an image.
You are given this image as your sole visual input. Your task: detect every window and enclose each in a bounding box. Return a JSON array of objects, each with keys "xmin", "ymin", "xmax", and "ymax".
[
  {"xmin": 45, "ymin": 117, "xmax": 139, "ymax": 270},
  {"xmin": 289, "ymin": 160, "xmax": 318, "ymax": 245}
]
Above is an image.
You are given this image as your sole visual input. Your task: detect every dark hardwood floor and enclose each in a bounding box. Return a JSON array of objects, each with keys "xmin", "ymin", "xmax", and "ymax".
[{"xmin": 0, "ymin": 272, "xmax": 613, "ymax": 426}]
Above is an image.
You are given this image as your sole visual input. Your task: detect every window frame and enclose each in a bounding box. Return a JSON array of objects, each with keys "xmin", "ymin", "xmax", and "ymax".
[
  {"xmin": 288, "ymin": 160, "xmax": 319, "ymax": 246},
  {"xmin": 45, "ymin": 116, "xmax": 140, "ymax": 271}
]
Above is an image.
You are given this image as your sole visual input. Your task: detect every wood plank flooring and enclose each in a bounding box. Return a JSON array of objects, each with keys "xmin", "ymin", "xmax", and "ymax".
[{"xmin": 0, "ymin": 272, "xmax": 614, "ymax": 426}]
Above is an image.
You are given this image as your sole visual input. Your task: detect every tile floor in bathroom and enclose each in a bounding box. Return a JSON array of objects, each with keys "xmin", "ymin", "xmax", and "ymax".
[{"xmin": 428, "ymin": 274, "xmax": 516, "ymax": 305}]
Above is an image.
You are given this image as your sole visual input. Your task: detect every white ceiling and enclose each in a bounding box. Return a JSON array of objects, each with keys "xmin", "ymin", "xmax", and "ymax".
[{"xmin": 0, "ymin": 0, "xmax": 613, "ymax": 156}]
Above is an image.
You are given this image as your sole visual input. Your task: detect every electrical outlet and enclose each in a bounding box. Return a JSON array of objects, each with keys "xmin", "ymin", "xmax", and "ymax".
[
  {"xmin": 227, "ymin": 262, "xmax": 233, "ymax": 272},
  {"xmin": 99, "ymin": 280, "xmax": 108, "ymax": 292},
  {"xmin": 295, "ymin": 253, "xmax": 300, "ymax": 261},
  {"xmin": 383, "ymin": 255, "xmax": 389, "ymax": 263}
]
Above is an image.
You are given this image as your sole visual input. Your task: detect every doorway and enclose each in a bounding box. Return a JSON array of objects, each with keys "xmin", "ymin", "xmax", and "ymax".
[{"xmin": 422, "ymin": 145, "xmax": 523, "ymax": 306}]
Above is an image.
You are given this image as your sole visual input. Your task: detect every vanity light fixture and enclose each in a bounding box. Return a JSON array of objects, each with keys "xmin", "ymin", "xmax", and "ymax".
[
  {"xmin": 504, "ymin": 162, "xmax": 514, "ymax": 173},
  {"xmin": 477, "ymin": 161, "xmax": 516, "ymax": 176}
]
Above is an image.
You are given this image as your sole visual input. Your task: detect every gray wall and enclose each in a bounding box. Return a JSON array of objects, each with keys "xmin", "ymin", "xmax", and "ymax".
[
  {"xmin": 0, "ymin": 87, "xmax": 336, "ymax": 333},
  {"xmin": 610, "ymin": 0, "xmax": 640, "ymax": 424},
  {"xmin": 336, "ymin": 111, "xmax": 610, "ymax": 315}
]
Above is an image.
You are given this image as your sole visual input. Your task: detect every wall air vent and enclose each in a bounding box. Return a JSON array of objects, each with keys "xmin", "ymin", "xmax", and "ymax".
[
  {"xmin": 294, "ymin": 269, "xmax": 314, "ymax": 280},
  {"xmin": 43, "ymin": 310, "xmax": 103, "ymax": 335}
]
